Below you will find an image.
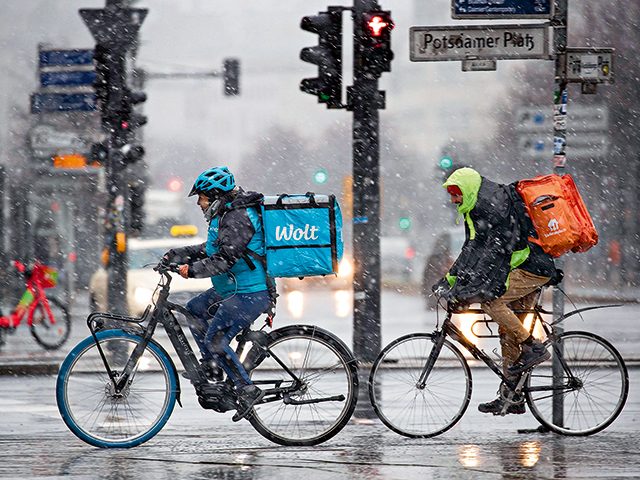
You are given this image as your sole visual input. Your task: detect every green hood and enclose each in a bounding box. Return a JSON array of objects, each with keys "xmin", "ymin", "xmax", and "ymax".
[{"xmin": 443, "ymin": 167, "xmax": 482, "ymax": 239}]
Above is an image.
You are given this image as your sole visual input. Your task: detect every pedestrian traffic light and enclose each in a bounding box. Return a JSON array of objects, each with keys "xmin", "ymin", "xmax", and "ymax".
[
  {"xmin": 223, "ymin": 58, "xmax": 240, "ymax": 96},
  {"xmin": 362, "ymin": 11, "xmax": 394, "ymax": 77},
  {"xmin": 300, "ymin": 7, "xmax": 343, "ymax": 109}
]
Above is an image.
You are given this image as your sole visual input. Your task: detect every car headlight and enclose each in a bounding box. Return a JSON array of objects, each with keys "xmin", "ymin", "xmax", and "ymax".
[
  {"xmin": 337, "ymin": 258, "xmax": 353, "ymax": 278},
  {"xmin": 133, "ymin": 287, "xmax": 154, "ymax": 307}
]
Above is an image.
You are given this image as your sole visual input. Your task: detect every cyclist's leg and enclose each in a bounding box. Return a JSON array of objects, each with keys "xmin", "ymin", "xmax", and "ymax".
[
  {"xmin": 204, "ymin": 290, "xmax": 271, "ymax": 388},
  {"xmin": 185, "ymin": 287, "xmax": 222, "ymax": 362}
]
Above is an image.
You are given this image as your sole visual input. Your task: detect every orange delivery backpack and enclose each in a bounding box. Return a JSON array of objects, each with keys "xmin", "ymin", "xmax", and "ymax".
[{"xmin": 515, "ymin": 174, "xmax": 598, "ymax": 258}]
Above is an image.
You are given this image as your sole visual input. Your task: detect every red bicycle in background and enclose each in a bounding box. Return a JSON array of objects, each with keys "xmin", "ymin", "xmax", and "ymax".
[{"xmin": 0, "ymin": 260, "xmax": 71, "ymax": 350}]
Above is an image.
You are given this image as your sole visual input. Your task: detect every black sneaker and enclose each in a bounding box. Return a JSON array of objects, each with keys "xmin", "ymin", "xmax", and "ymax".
[
  {"xmin": 232, "ymin": 384, "xmax": 265, "ymax": 422},
  {"xmin": 478, "ymin": 397, "xmax": 526, "ymax": 415},
  {"xmin": 507, "ymin": 340, "xmax": 551, "ymax": 375}
]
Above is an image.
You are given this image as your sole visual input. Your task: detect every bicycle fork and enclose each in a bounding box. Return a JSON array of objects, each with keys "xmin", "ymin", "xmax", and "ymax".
[{"xmin": 416, "ymin": 331, "xmax": 447, "ymax": 389}]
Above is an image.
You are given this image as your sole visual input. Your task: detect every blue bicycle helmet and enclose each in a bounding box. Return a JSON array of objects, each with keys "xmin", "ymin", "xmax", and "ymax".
[{"xmin": 188, "ymin": 166, "xmax": 236, "ymax": 197}]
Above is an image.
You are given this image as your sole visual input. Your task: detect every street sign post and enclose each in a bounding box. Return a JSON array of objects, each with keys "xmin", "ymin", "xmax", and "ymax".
[
  {"xmin": 452, "ymin": 0, "xmax": 552, "ymax": 19},
  {"xmin": 31, "ymin": 92, "xmax": 96, "ymax": 113},
  {"xmin": 410, "ymin": 24, "xmax": 549, "ymax": 62}
]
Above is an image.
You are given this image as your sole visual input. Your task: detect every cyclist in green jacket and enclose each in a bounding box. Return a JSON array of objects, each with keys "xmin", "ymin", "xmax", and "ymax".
[{"xmin": 434, "ymin": 167, "xmax": 558, "ymax": 415}]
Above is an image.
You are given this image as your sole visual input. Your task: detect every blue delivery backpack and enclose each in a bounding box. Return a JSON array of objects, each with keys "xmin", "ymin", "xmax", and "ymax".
[{"xmin": 260, "ymin": 193, "xmax": 344, "ymax": 278}]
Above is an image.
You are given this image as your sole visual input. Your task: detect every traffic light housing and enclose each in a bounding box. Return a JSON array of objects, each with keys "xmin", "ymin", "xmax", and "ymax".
[
  {"xmin": 362, "ymin": 11, "xmax": 394, "ymax": 77},
  {"xmin": 223, "ymin": 58, "xmax": 240, "ymax": 96},
  {"xmin": 90, "ymin": 142, "xmax": 109, "ymax": 165},
  {"xmin": 300, "ymin": 7, "xmax": 343, "ymax": 109},
  {"xmin": 93, "ymin": 44, "xmax": 110, "ymax": 106}
]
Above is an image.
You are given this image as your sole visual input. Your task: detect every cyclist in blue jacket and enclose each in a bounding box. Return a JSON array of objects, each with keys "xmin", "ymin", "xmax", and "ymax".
[{"xmin": 163, "ymin": 166, "xmax": 271, "ymax": 422}]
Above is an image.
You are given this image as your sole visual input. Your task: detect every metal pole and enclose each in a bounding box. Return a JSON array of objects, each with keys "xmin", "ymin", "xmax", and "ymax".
[
  {"xmin": 351, "ymin": 0, "xmax": 382, "ymax": 365},
  {"xmin": 551, "ymin": 0, "xmax": 568, "ymax": 428}
]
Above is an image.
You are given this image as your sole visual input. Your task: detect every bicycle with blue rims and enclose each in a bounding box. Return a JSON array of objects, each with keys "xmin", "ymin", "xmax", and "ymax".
[{"xmin": 56, "ymin": 263, "xmax": 358, "ymax": 448}]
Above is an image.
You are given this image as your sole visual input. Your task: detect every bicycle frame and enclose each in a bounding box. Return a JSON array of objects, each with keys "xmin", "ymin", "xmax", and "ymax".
[
  {"xmin": 87, "ymin": 270, "xmax": 311, "ymax": 405},
  {"xmin": 0, "ymin": 262, "xmax": 57, "ymax": 329},
  {"xmin": 420, "ymin": 298, "xmax": 621, "ymax": 396}
]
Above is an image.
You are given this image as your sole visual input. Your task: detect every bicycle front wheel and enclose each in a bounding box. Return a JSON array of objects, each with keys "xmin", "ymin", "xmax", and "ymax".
[
  {"xmin": 369, "ymin": 333, "xmax": 472, "ymax": 438},
  {"xmin": 56, "ymin": 330, "xmax": 178, "ymax": 448},
  {"xmin": 30, "ymin": 297, "xmax": 71, "ymax": 350},
  {"xmin": 526, "ymin": 331, "xmax": 629, "ymax": 436},
  {"xmin": 247, "ymin": 325, "xmax": 358, "ymax": 446}
]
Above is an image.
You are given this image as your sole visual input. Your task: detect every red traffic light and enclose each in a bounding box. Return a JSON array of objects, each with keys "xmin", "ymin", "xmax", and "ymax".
[{"xmin": 367, "ymin": 15, "xmax": 392, "ymax": 37}]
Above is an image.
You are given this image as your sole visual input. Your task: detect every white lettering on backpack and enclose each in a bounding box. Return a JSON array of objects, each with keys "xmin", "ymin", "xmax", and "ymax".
[
  {"xmin": 544, "ymin": 217, "xmax": 566, "ymax": 237},
  {"xmin": 275, "ymin": 224, "xmax": 320, "ymax": 241}
]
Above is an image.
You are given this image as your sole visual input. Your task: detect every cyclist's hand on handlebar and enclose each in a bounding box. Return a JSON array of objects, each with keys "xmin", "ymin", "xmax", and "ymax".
[{"xmin": 178, "ymin": 264, "xmax": 190, "ymax": 279}]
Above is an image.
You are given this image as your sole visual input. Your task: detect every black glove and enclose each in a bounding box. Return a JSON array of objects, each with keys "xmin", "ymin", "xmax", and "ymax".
[{"xmin": 547, "ymin": 268, "xmax": 564, "ymax": 286}]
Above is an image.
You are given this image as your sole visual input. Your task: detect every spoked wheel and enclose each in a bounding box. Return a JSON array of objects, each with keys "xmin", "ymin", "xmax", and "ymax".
[
  {"xmin": 247, "ymin": 325, "xmax": 358, "ymax": 446},
  {"xmin": 30, "ymin": 297, "xmax": 71, "ymax": 350},
  {"xmin": 369, "ymin": 333, "xmax": 472, "ymax": 438},
  {"xmin": 56, "ymin": 330, "xmax": 178, "ymax": 448},
  {"xmin": 526, "ymin": 331, "xmax": 629, "ymax": 436}
]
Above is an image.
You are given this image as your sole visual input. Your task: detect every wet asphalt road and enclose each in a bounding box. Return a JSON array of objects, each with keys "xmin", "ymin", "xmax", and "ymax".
[{"xmin": 1, "ymin": 367, "xmax": 638, "ymax": 480}]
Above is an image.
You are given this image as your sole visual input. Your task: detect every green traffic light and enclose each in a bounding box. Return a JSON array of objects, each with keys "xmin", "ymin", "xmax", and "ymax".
[
  {"xmin": 313, "ymin": 168, "xmax": 328, "ymax": 184},
  {"xmin": 439, "ymin": 156, "xmax": 454, "ymax": 170},
  {"xmin": 399, "ymin": 217, "xmax": 411, "ymax": 230}
]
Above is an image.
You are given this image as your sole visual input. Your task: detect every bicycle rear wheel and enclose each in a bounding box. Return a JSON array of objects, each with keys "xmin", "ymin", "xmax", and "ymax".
[
  {"xmin": 369, "ymin": 333, "xmax": 472, "ymax": 438},
  {"xmin": 526, "ymin": 331, "xmax": 629, "ymax": 435},
  {"xmin": 56, "ymin": 330, "xmax": 178, "ymax": 448},
  {"xmin": 30, "ymin": 297, "xmax": 71, "ymax": 350},
  {"xmin": 247, "ymin": 325, "xmax": 358, "ymax": 446}
]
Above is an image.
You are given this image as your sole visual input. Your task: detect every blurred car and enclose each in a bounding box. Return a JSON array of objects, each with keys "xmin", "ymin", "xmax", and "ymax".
[
  {"xmin": 381, "ymin": 236, "xmax": 416, "ymax": 284},
  {"xmin": 89, "ymin": 227, "xmax": 212, "ymax": 317},
  {"xmin": 421, "ymin": 227, "xmax": 466, "ymax": 309}
]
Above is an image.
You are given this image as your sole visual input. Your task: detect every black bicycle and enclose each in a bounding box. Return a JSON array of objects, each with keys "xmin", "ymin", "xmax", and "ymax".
[
  {"xmin": 368, "ymin": 287, "xmax": 628, "ymax": 437},
  {"xmin": 56, "ymin": 263, "xmax": 358, "ymax": 448}
]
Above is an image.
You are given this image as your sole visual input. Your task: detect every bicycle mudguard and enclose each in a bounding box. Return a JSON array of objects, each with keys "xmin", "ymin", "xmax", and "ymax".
[{"xmin": 551, "ymin": 304, "xmax": 622, "ymax": 325}]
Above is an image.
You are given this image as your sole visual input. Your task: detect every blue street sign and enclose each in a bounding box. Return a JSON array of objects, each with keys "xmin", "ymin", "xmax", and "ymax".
[
  {"xmin": 453, "ymin": 0, "xmax": 552, "ymax": 18},
  {"xmin": 31, "ymin": 92, "xmax": 96, "ymax": 113},
  {"xmin": 39, "ymin": 49, "xmax": 94, "ymax": 67},
  {"xmin": 40, "ymin": 70, "xmax": 96, "ymax": 87}
]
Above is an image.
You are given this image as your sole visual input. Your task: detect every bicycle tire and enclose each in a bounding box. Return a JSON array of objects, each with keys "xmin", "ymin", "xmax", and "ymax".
[
  {"xmin": 369, "ymin": 333, "xmax": 472, "ymax": 438},
  {"xmin": 247, "ymin": 325, "xmax": 358, "ymax": 446},
  {"xmin": 56, "ymin": 329, "xmax": 178, "ymax": 448},
  {"xmin": 526, "ymin": 330, "xmax": 629, "ymax": 436},
  {"xmin": 30, "ymin": 297, "xmax": 71, "ymax": 350}
]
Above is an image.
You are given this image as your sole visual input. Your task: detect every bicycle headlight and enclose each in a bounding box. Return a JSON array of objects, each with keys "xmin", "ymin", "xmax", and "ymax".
[{"xmin": 133, "ymin": 287, "xmax": 153, "ymax": 307}]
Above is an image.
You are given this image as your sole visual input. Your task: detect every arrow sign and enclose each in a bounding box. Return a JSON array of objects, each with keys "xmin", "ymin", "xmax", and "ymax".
[
  {"xmin": 79, "ymin": 7, "xmax": 147, "ymax": 48},
  {"xmin": 31, "ymin": 92, "xmax": 97, "ymax": 113},
  {"xmin": 40, "ymin": 70, "xmax": 97, "ymax": 87},
  {"xmin": 453, "ymin": 0, "xmax": 552, "ymax": 19}
]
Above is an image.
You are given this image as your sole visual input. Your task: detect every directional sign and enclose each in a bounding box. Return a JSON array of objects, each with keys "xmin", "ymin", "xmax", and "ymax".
[
  {"xmin": 40, "ymin": 70, "xmax": 97, "ymax": 88},
  {"xmin": 516, "ymin": 105, "xmax": 609, "ymax": 132},
  {"xmin": 452, "ymin": 0, "xmax": 552, "ymax": 19},
  {"xmin": 410, "ymin": 24, "xmax": 549, "ymax": 62},
  {"xmin": 564, "ymin": 48, "xmax": 614, "ymax": 84},
  {"xmin": 518, "ymin": 133, "xmax": 609, "ymax": 159},
  {"xmin": 31, "ymin": 92, "xmax": 96, "ymax": 113},
  {"xmin": 39, "ymin": 49, "xmax": 93, "ymax": 67}
]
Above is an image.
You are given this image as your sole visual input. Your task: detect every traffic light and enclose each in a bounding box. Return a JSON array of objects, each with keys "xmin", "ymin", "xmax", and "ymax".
[
  {"xmin": 300, "ymin": 7, "xmax": 343, "ymax": 109},
  {"xmin": 439, "ymin": 155, "xmax": 454, "ymax": 170},
  {"xmin": 119, "ymin": 89, "xmax": 147, "ymax": 130},
  {"xmin": 399, "ymin": 216, "xmax": 411, "ymax": 231},
  {"xmin": 313, "ymin": 168, "xmax": 329, "ymax": 184},
  {"xmin": 121, "ymin": 144, "xmax": 145, "ymax": 165},
  {"xmin": 90, "ymin": 142, "xmax": 109, "ymax": 165},
  {"xmin": 93, "ymin": 44, "xmax": 110, "ymax": 106},
  {"xmin": 223, "ymin": 58, "xmax": 240, "ymax": 96},
  {"xmin": 362, "ymin": 11, "xmax": 394, "ymax": 77}
]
